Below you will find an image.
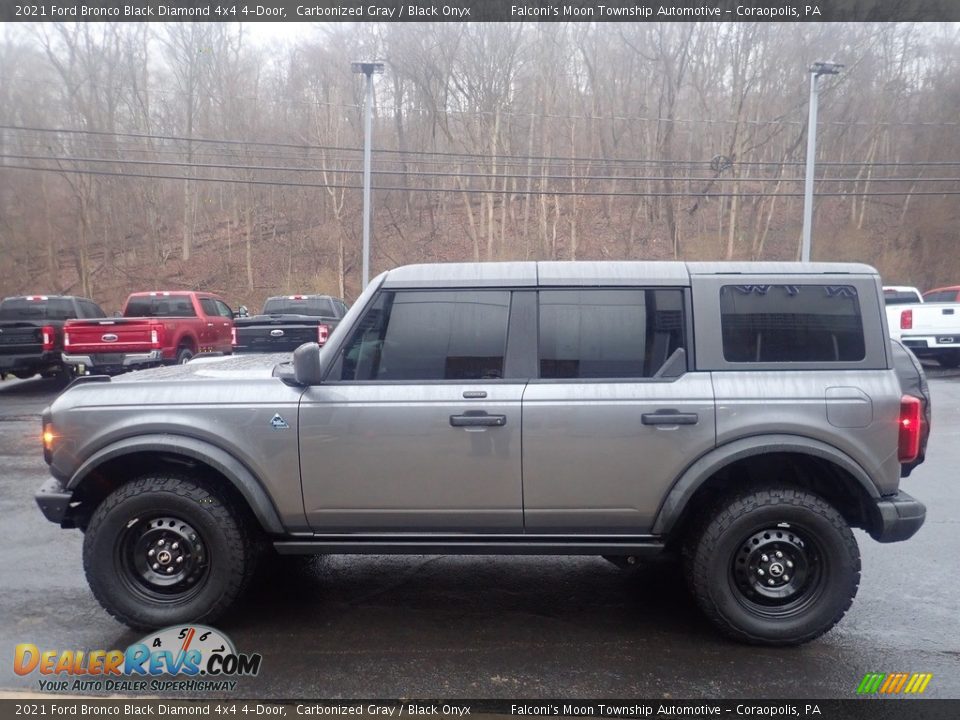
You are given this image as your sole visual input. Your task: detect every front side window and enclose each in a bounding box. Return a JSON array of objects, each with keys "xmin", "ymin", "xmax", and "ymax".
[
  {"xmin": 538, "ymin": 289, "xmax": 685, "ymax": 379},
  {"xmin": 720, "ymin": 284, "xmax": 865, "ymax": 363},
  {"xmin": 339, "ymin": 290, "xmax": 511, "ymax": 381},
  {"xmin": 214, "ymin": 300, "xmax": 234, "ymax": 318}
]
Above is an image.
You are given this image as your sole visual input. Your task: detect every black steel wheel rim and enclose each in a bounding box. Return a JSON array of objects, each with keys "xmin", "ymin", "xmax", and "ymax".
[
  {"xmin": 116, "ymin": 515, "xmax": 209, "ymax": 602},
  {"xmin": 729, "ymin": 523, "xmax": 826, "ymax": 618}
]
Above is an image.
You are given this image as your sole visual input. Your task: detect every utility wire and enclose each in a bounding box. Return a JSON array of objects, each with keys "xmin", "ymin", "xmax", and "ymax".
[
  {"xmin": 4, "ymin": 153, "xmax": 960, "ymax": 185},
  {"xmin": 5, "ymin": 162, "xmax": 960, "ymax": 198},
  {"xmin": 6, "ymin": 124, "xmax": 960, "ymax": 168}
]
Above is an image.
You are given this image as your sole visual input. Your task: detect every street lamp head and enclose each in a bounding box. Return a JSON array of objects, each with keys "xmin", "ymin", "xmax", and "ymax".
[
  {"xmin": 351, "ymin": 61, "xmax": 385, "ymax": 76},
  {"xmin": 810, "ymin": 61, "xmax": 844, "ymax": 77}
]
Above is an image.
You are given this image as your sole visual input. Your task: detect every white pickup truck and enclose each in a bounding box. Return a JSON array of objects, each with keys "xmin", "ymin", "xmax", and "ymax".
[
  {"xmin": 883, "ymin": 286, "xmax": 922, "ymax": 340},
  {"xmin": 887, "ymin": 285, "xmax": 960, "ymax": 367}
]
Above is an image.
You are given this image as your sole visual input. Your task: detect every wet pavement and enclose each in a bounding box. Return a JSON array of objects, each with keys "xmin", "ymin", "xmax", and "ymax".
[{"xmin": 1, "ymin": 370, "xmax": 958, "ymax": 699}]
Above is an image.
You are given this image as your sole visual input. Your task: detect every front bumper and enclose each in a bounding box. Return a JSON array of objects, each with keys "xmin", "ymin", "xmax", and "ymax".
[
  {"xmin": 870, "ymin": 491, "xmax": 926, "ymax": 543},
  {"xmin": 62, "ymin": 350, "xmax": 163, "ymax": 369},
  {"xmin": 35, "ymin": 477, "xmax": 73, "ymax": 525}
]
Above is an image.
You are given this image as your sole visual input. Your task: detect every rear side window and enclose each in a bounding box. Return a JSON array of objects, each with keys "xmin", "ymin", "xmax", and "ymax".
[
  {"xmin": 0, "ymin": 297, "xmax": 75, "ymax": 321},
  {"xmin": 125, "ymin": 295, "xmax": 197, "ymax": 318},
  {"xmin": 339, "ymin": 290, "xmax": 511, "ymax": 381},
  {"xmin": 538, "ymin": 289, "xmax": 685, "ymax": 379},
  {"xmin": 719, "ymin": 285, "xmax": 865, "ymax": 362}
]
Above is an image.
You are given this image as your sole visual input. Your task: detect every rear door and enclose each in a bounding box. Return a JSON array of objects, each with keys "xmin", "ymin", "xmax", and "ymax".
[
  {"xmin": 521, "ymin": 288, "xmax": 716, "ymax": 533},
  {"xmin": 299, "ymin": 288, "xmax": 527, "ymax": 532}
]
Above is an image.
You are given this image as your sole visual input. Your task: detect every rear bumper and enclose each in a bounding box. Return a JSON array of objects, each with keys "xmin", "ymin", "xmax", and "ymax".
[
  {"xmin": 62, "ymin": 350, "xmax": 163, "ymax": 369},
  {"xmin": 35, "ymin": 477, "xmax": 73, "ymax": 525},
  {"xmin": 870, "ymin": 491, "xmax": 926, "ymax": 543},
  {"xmin": 901, "ymin": 336, "xmax": 960, "ymax": 352},
  {"xmin": 0, "ymin": 351, "xmax": 61, "ymax": 372}
]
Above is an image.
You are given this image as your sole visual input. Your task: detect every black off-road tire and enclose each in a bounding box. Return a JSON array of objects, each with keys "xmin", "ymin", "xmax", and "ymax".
[
  {"xmin": 83, "ymin": 473, "xmax": 258, "ymax": 630},
  {"xmin": 176, "ymin": 347, "xmax": 195, "ymax": 365},
  {"xmin": 683, "ymin": 486, "xmax": 860, "ymax": 646}
]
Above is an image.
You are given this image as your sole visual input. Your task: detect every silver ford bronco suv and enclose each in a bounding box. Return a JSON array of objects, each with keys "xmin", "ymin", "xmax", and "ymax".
[{"xmin": 36, "ymin": 262, "xmax": 929, "ymax": 645}]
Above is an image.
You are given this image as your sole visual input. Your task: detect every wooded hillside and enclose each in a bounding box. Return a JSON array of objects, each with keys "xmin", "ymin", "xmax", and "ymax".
[{"xmin": 1, "ymin": 22, "xmax": 958, "ymax": 311}]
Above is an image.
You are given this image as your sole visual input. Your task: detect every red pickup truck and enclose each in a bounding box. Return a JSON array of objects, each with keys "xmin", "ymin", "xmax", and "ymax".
[{"xmin": 62, "ymin": 291, "xmax": 234, "ymax": 375}]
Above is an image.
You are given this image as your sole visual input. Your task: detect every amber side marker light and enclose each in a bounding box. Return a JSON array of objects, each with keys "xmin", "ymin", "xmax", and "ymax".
[{"xmin": 42, "ymin": 427, "xmax": 56, "ymax": 464}]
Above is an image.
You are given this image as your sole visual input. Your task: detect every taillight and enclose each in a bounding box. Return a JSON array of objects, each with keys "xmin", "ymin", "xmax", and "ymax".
[
  {"xmin": 63, "ymin": 331, "xmax": 70, "ymax": 348},
  {"xmin": 898, "ymin": 395, "xmax": 922, "ymax": 463},
  {"xmin": 150, "ymin": 324, "xmax": 163, "ymax": 348},
  {"xmin": 318, "ymin": 324, "xmax": 330, "ymax": 345},
  {"xmin": 41, "ymin": 325, "xmax": 55, "ymax": 352},
  {"xmin": 231, "ymin": 327, "xmax": 237, "ymax": 346},
  {"xmin": 901, "ymin": 309, "xmax": 913, "ymax": 330}
]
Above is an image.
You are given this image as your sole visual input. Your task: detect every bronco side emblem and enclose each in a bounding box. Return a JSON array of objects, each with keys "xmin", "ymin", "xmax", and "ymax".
[{"xmin": 270, "ymin": 413, "xmax": 289, "ymax": 430}]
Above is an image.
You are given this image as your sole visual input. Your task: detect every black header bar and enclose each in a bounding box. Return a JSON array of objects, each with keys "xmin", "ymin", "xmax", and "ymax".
[{"xmin": 1, "ymin": 0, "xmax": 957, "ymax": 23}]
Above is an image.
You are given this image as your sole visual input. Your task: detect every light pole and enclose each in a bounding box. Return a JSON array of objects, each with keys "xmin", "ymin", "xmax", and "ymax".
[
  {"xmin": 801, "ymin": 61, "xmax": 843, "ymax": 262},
  {"xmin": 351, "ymin": 61, "xmax": 384, "ymax": 289}
]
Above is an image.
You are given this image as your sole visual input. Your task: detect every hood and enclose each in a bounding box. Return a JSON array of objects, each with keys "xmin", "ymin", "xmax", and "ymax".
[{"xmin": 111, "ymin": 352, "xmax": 289, "ymax": 383}]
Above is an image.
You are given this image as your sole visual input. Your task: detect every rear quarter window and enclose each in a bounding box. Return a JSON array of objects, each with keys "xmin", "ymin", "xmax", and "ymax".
[{"xmin": 719, "ymin": 284, "xmax": 865, "ymax": 363}]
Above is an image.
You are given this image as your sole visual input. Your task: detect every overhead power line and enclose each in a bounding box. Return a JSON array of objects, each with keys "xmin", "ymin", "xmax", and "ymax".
[
  {"xmin": 6, "ymin": 124, "xmax": 960, "ymax": 169},
  {"xmin": 4, "ymin": 153, "xmax": 960, "ymax": 185},
  {"xmin": 5, "ymin": 162, "xmax": 960, "ymax": 198}
]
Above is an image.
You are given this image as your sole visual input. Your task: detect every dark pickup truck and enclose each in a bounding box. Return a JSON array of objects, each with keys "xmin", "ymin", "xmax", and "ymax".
[
  {"xmin": 0, "ymin": 295, "xmax": 105, "ymax": 380},
  {"xmin": 233, "ymin": 294, "xmax": 348, "ymax": 353}
]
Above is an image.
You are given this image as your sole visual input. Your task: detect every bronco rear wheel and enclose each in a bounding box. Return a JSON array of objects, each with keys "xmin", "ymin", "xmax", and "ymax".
[
  {"xmin": 83, "ymin": 473, "xmax": 257, "ymax": 629},
  {"xmin": 684, "ymin": 486, "xmax": 860, "ymax": 645}
]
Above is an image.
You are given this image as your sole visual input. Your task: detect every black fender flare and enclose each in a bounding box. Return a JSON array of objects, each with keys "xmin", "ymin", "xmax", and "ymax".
[
  {"xmin": 68, "ymin": 434, "xmax": 285, "ymax": 534},
  {"xmin": 651, "ymin": 434, "xmax": 881, "ymax": 535}
]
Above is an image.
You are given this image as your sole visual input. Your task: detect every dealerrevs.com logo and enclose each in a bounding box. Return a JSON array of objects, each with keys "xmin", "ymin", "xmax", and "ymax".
[{"xmin": 14, "ymin": 625, "xmax": 262, "ymax": 693}]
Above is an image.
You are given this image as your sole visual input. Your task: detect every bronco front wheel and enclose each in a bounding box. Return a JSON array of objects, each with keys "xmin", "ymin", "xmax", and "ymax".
[
  {"xmin": 684, "ymin": 486, "xmax": 860, "ymax": 645},
  {"xmin": 83, "ymin": 473, "xmax": 256, "ymax": 629}
]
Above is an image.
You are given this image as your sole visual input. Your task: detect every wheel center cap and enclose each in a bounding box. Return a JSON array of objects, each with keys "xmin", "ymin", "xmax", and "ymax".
[
  {"xmin": 769, "ymin": 562, "xmax": 785, "ymax": 577},
  {"xmin": 156, "ymin": 550, "xmax": 172, "ymax": 565}
]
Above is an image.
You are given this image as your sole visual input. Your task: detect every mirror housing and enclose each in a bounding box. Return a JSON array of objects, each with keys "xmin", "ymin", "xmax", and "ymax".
[{"xmin": 293, "ymin": 342, "xmax": 324, "ymax": 385}]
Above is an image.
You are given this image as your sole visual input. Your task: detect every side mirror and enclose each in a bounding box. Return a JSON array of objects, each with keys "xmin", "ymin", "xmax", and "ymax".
[{"xmin": 293, "ymin": 342, "xmax": 324, "ymax": 385}]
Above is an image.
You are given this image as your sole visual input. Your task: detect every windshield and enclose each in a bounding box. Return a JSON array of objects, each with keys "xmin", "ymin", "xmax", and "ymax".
[
  {"xmin": 0, "ymin": 297, "xmax": 74, "ymax": 321},
  {"xmin": 262, "ymin": 297, "xmax": 334, "ymax": 316}
]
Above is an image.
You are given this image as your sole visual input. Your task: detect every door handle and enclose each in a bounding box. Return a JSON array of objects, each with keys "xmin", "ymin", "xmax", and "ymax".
[
  {"xmin": 642, "ymin": 410, "xmax": 699, "ymax": 426},
  {"xmin": 450, "ymin": 412, "xmax": 507, "ymax": 427}
]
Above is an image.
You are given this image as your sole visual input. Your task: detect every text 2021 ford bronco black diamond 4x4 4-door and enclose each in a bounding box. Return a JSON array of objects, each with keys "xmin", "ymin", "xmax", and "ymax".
[{"xmin": 36, "ymin": 262, "xmax": 929, "ymax": 645}]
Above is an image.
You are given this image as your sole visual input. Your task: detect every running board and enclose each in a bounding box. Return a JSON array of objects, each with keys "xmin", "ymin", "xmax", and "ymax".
[{"xmin": 273, "ymin": 534, "xmax": 665, "ymax": 556}]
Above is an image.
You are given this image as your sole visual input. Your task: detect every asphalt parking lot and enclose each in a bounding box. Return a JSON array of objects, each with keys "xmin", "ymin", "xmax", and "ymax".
[{"xmin": 1, "ymin": 370, "xmax": 958, "ymax": 699}]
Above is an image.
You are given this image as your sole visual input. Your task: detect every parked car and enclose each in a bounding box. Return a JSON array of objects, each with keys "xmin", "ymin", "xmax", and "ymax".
[
  {"xmin": 233, "ymin": 294, "xmax": 348, "ymax": 353},
  {"xmin": 36, "ymin": 262, "xmax": 927, "ymax": 645},
  {"xmin": 0, "ymin": 295, "xmax": 105, "ymax": 380},
  {"xmin": 61, "ymin": 291, "xmax": 234, "ymax": 375}
]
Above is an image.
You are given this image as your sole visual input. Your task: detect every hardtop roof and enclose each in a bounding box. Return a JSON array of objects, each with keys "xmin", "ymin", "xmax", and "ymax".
[{"xmin": 381, "ymin": 261, "xmax": 879, "ymax": 289}]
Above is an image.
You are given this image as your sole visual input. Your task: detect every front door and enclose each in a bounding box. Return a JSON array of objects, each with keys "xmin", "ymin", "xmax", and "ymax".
[
  {"xmin": 299, "ymin": 288, "xmax": 525, "ymax": 532},
  {"xmin": 521, "ymin": 288, "xmax": 716, "ymax": 532}
]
